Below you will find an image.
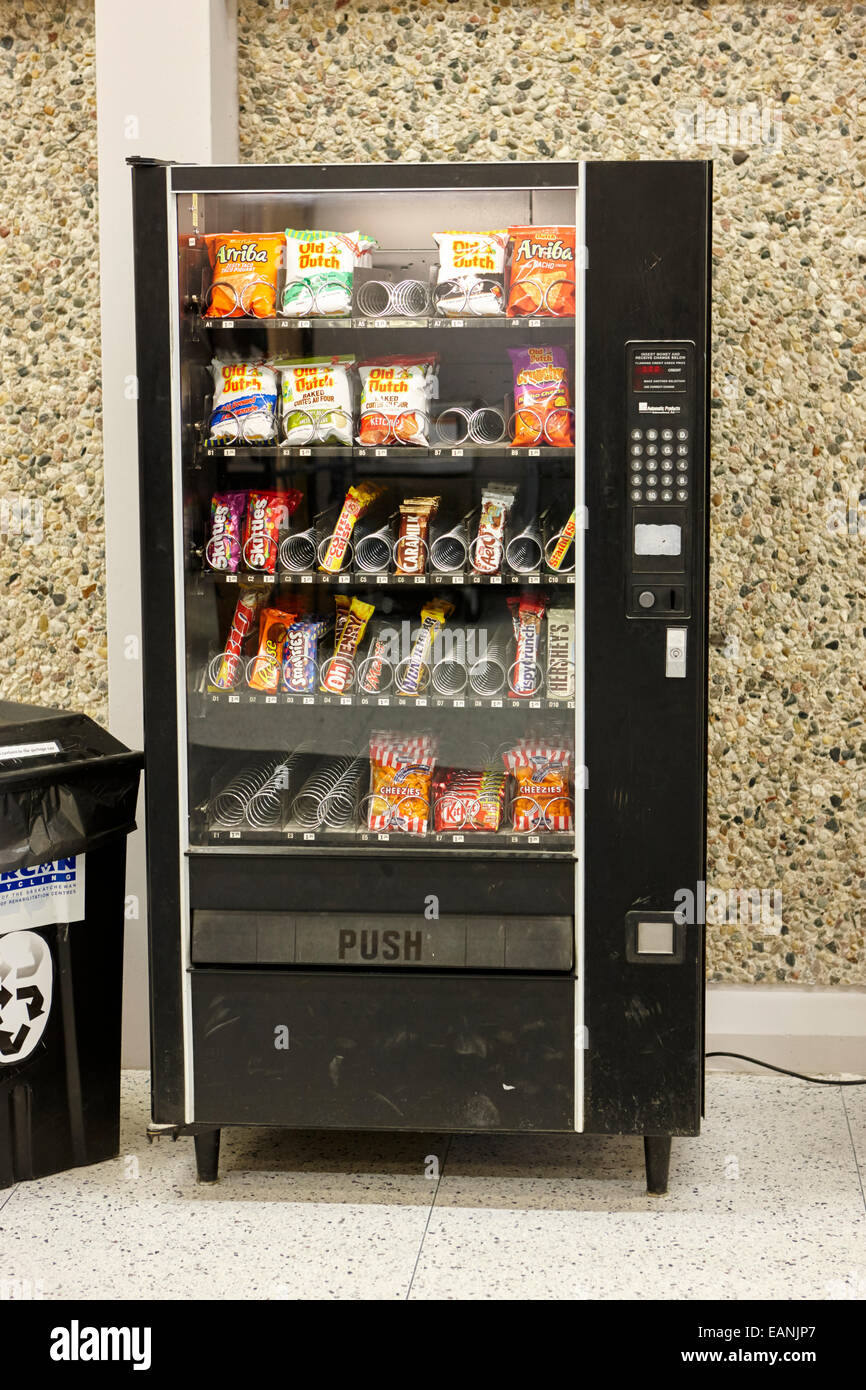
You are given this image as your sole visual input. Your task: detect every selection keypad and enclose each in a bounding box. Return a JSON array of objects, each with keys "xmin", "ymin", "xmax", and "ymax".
[{"xmin": 627, "ymin": 427, "xmax": 691, "ymax": 503}]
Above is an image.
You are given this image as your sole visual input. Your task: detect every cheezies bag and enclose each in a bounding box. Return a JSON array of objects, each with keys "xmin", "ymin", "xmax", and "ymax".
[
  {"xmin": 282, "ymin": 228, "xmax": 377, "ymax": 317},
  {"xmin": 209, "ymin": 361, "xmax": 278, "ymax": 444},
  {"xmin": 203, "ymin": 233, "xmax": 284, "ymax": 318},
  {"xmin": 505, "ymin": 226, "xmax": 576, "ymax": 318},
  {"xmin": 508, "ymin": 345, "xmax": 573, "ymax": 447}
]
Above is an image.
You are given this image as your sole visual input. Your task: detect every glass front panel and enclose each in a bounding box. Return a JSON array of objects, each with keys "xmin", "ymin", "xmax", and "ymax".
[{"xmin": 174, "ymin": 178, "xmax": 579, "ymax": 855}]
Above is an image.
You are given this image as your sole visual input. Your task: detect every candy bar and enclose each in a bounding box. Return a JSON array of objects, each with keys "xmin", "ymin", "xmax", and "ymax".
[
  {"xmin": 396, "ymin": 598, "xmax": 453, "ymax": 696},
  {"xmin": 282, "ymin": 615, "xmax": 329, "ymax": 694},
  {"xmin": 210, "ymin": 589, "xmax": 266, "ymax": 690},
  {"xmin": 320, "ymin": 596, "xmax": 375, "ymax": 693},
  {"xmin": 472, "ymin": 483, "xmax": 517, "ymax": 574},
  {"xmin": 507, "ymin": 594, "xmax": 548, "ymax": 697},
  {"xmin": 319, "ymin": 481, "xmax": 385, "ymax": 573},
  {"xmin": 394, "ymin": 496, "xmax": 439, "ymax": 575},
  {"xmin": 248, "ymin": 609, "xmax": 291, "ymax": 693},
  {"xmin": 546, "ymin": 607, "xmax": 575, "ymax": 700}
]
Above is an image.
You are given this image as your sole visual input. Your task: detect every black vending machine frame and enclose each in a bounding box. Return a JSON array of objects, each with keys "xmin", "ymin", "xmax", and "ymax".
[{"xmin": 130, "ymin": 160, "xmax": 710, "ymax": 1192}]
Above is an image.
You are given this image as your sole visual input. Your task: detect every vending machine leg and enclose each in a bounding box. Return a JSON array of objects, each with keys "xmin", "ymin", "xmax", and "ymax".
[
  {"xmin": 643, "ymin": 1136, "xmax": 671, "ymax": 1196},
  {"xmin": 194, "ymin": 1128, "xmax": 221, "ymax": 1184}
]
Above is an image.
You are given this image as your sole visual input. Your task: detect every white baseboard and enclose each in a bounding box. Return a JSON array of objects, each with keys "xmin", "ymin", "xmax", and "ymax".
[{"xmin": 706, "ymin": 986, "xmax": 866, "ymax": 1077}]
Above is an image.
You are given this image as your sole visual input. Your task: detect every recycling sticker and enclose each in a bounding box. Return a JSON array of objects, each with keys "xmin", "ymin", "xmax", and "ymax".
[
  {"xmin": 0, "ymin": 931, "xmax": 53, "ymax": 1064},
  {"xmin": 0, "ymin": 855, "xmax": 85, "ymax": 934}
]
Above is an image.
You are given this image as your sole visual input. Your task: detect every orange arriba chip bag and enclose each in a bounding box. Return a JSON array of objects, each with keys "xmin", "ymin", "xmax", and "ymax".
[
  {"xmin": 506, "ymin": 225, "xmax": 576, "ymax": 318},
  {"xmin": 203, "ymin": 232, "xmax": 284, "ymax": 318}
]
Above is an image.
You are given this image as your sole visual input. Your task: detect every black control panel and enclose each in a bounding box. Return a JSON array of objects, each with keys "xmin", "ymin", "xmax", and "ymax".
[{"xmin": 625, "ymin": 340, "xmax": 695, "ymax": 618}]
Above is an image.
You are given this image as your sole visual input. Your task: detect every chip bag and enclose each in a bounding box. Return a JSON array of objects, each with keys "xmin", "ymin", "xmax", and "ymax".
[
  {"xmin": 209, "ymin": 361, "xmax": 278, "ymax": 444},
  {"xmin": 505, "ymin": 225, "xmax": 576, "ymax": 318},
  {"xmin": 275, "ymin": 355, "xmax": 354, "ymax": 446},
  {"xmin": 508, "ymin": 345, "xmax": 573, "ymax": 447},
  {"xmin": 357, "ymin": 356, "xmax": 438, "ymax": 447},
  {"xmin": 367, "ymin": 732, "xmax": 437, "ymax": 835},
  {"xmin": 282, "ymin": 228, "xmax": 377, "ymax": 317},
  {"xmin": 203, "ymin": 233, "xmax": 284, "ymax": 318},
  {"xmin": 432, "ymin": 231, "xmax": 507, "ymax": 317},
  {"xmin": 503, "ymin": 740, "xmax": 573, "ymax": 832}
]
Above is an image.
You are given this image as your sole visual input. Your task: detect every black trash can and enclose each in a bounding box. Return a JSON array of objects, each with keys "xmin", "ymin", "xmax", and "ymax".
[{"xmin": 0, "ymin": 700, "xmax": 142, "ymax": 1187}]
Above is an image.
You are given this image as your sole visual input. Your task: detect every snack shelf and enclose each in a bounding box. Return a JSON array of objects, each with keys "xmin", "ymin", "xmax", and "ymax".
[
  {"xmin": 196, "ymin": 444, "xmax": 574, "ymax": 461},
  {"xmin": 194, "ymin": 688, "xmax": 575, "ymax": 713},
  {"xmin": 191, "ymin": 824, "xmax": 574, "ymax": 856},
  {"xmin": 194, "ymin": 569, "xmax": 576, "ymax": 589},
  {"xmin": 197, "ymin": 315, "xmax": 576, "ymax": 333}
]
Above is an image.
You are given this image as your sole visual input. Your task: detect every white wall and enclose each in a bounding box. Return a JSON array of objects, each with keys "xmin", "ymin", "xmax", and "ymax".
[{"xmin": 95, "ymin": 0, "xmax": 238, "ymax": 1068}]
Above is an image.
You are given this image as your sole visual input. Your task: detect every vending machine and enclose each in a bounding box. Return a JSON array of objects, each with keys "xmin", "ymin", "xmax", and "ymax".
[{"xmin": 130, "ymin": 160, "xmax": 710, "ymax": 1192}]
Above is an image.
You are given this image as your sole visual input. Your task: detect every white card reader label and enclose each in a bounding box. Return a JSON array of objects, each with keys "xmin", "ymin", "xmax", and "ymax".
[
  {"xmin": 634, "ymin": 523, "xmax": 681, "ymax": 557},
  {"xmin": 665, "ymin": 627, "xmax": 687, "ymax": 679}
]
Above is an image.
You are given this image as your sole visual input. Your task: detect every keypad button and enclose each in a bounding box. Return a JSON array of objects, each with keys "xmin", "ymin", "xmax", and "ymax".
[
  {"xmin": 661, "ymin": 444, "xmax": 674, "ymax": 457},
  {"xmin": 645, "ymin": 444, "xmax": 658, "ymax": 457},
  {"xmin": 676, "ymin": 488, "xmax": 688, "ymax": 501},
  {"xmin": 676, "ymin": 444, "xmax": 689, "ymax": 457},
  {"xmin": 661, "ymin": 428, "xmax": 674, "ymax": 441},
  {"xmin": 645, "ymin": 429, "xmax": 658, "ymax": 441},
  {"xmin": 630, "ymin": 443, "xmax": 643, "ymax": 457},
  {"xmin": 630, "ymin": 429, "xmax": 643, "ymax": 440},
  {"xmin": 646, "ymin": 489, "xmax": 658, "ymax": 502},
  {"xmin": 661, "ymin": 489, "xmax": 673, "ymax": 502},
  {"xmin": 631, "ymin": 489, "xmax": 643, "ymax": 502},
  {"xmin": 661, "ymin": 459, "xmax": 673, "ymax": 472},
  {"xmin": 645, "ymin": 473, "xmax": 658, "ymax": 486},
  {"xmin": 630, "ymin": 473, "xmax": 642, "ymax": 487},
  {"xmin": 676, "ymin": 428, "xmax": 689, "ymax": 441}
]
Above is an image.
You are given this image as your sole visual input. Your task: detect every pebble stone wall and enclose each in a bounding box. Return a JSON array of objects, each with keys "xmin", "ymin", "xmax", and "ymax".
[
  {"xmin": 238, "ymin": 0, "xmax": 865, "ymax": 986},
  {"xmin": 0, "ymin": 2, "xmax": 105, "ymax": 721},
  {"xmin": 1, "ymin": 2, "xmax": 863, "ymax": 987}
]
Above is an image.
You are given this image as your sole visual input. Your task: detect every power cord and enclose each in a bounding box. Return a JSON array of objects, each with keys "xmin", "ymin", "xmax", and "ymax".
[{"xmin": 706, "ymin": 1052, "xmax": 866, "ymax": 1085}]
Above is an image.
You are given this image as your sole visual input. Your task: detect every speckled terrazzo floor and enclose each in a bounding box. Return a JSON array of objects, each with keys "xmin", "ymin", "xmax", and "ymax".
[{"xmin": 0, "ymin": 1070, "xmax": 863, "ymax": 1300}]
